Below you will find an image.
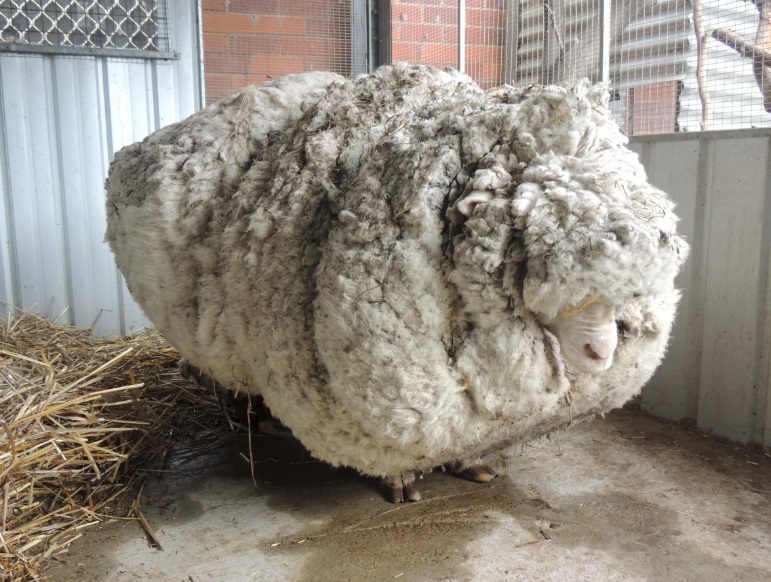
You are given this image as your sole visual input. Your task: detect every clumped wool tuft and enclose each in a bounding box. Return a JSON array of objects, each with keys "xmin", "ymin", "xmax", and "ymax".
[{"xmin": 106, "ymin": 64, "xmax": 688, "ymax": 478}]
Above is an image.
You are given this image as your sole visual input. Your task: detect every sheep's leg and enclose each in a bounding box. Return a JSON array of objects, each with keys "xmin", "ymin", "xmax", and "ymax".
[
  {"xmin": 178, "ymin": 357, "xmax": 222, "ymax": 390},
  {"xmin": 445, "ymin": 458, "xmax": 497, "ymax": 483},
  {"xmin": 381, "ymin": 472, "xmax": 422, "ymax": 503}
]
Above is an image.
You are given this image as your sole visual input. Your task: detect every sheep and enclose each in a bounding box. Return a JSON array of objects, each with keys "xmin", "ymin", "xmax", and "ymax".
[{"xmin": 106, "ymin": 63, "xmax": 689, "ymax": 502}]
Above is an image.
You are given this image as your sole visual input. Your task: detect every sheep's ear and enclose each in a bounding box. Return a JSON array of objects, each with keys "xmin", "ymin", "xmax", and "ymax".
[{"xmin": 455, "ymin": 192, "xmax": 493, "ymax": 218}]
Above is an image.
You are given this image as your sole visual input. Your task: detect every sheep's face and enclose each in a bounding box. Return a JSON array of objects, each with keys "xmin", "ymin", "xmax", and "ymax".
[{"xmin": 544, "ymin": 297, "xmax": 618, "ymax": 374}]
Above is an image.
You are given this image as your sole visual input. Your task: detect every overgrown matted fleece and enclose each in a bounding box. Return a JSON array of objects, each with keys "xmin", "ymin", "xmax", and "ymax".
[
  {"xmin": 106, "ymin": 63, "xmax": 689, "ymax": 479},
  {"xmin": 0, "ymin": 313, "xmax": 227, "ymax": 582}
]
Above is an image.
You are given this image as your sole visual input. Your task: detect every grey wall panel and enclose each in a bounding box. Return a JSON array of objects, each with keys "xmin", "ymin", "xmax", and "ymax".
[
  {"xmin": 698, "ymin": 137, "xmax": 768, "ymax": 443},
  {"xmin": 635, "ymin": 137, "xmax": 702, "ymax": 422},
  {"xmin": 1, "ymin": 56, "xmax": 70, "ymax": 320},
  {"xmin": 51, "ymin": 57, "xmax": 121, "ymax": 336},
  {"xmin": 0, "ymin": 1, "xmax": 201, "ymax": 335},
  {"xmin": 0, "ymin": 87, "xmax": 16, "ymax": 310},
  {"xmin": 631, "ymin": 130, "xmax": 771, "ymax": 446}
]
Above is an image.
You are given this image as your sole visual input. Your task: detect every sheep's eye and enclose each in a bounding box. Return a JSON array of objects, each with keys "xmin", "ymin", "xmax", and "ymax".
[{"xmin": 617, "ymin": 320, "xmax": 630, "ymax": 336}]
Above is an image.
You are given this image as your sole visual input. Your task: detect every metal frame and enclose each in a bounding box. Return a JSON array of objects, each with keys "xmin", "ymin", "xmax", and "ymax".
[
  {"xmin": 458, "ymin": 0, "xmax": 466, "ymax": 73},
  {"xmin": 195, "ymin": 0, "xmax": 205, "ymax": 106},
  {"xmin": 504, "ymin": 0, "xmax": 520, "ymax": 83},
  {"xmin": 503, "ymin": 1, "xmax": 614, "ymax": 84},
  {"xmin": 352, "ymin": 0, "xmax": 391, "ymax": 76},
  {"xmin": 630, "ymin": 126, "xmax": 771, "ymax": 143},
  {"xmin": 0, "ymin": 42, "xmax": 178, "ymax": 59},
  {"xmin": 598, "ymin": 0, "xmax": 611, "ymax": 84}
]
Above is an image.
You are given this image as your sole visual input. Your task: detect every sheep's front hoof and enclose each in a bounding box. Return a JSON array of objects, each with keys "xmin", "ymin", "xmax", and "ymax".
[
  {"xmin": 446, "ymin": 459, "xmax": 498, "ymax": 483},
  {"xmin": 381, "ymin": 472, "xmax": 422, "ymax": 503}
]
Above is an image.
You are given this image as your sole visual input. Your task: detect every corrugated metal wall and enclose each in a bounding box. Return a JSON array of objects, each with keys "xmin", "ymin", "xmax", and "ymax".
[
  {"xmin": 0, "ymin": 2, "xmax": 202, "ymax": 336},
  {"xmin": 631, "ymin": 130, "xmax": 771, "ymax": 447}
]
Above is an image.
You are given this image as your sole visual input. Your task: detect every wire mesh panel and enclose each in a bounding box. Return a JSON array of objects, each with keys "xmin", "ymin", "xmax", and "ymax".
[
  {"xmin": 199, "ymin": 1, "xmax": 771, "ymax": 132},
  {"xmin": 610, "ymin": 1, "xmax": 691, "ymax": 134},
  {"xmin": 391, "ymin": 1, "xmax": 460, "ymax": 72},
  {"xmin": 202, "ymin": 0, "xmax": 352, "ymax": 105},
  {"xmin": 509, "ymin": 0, "xmax": 771, "ymax": 133},
  {"xmin": 513, "ymin": 0, "xmax": 601, "ymax": 84},
  {"xmin": 465, "ymin": 0, "xmax": 507, "ymax": 88},
  {"xmin": 391, "ymin": 0, "xmax": 506, "ymax": 89},
  {"xmin": 678, "ymin": 0, "xmax": 771, "ymax": 131},
  {"xmin": 0, "ymin": 0, "xmax": 169, "ymax": 51}
]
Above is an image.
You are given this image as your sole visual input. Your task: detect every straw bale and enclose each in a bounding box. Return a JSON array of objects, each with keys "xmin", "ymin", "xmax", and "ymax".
[{"xmin": 0, "ymin": 313, "xmax": 225, "ymax": 581}]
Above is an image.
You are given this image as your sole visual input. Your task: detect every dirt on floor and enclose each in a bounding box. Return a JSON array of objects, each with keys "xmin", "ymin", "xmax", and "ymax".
[{"xmin": 45, "ymin": 408, "xmax": 771, "ymax": 582}]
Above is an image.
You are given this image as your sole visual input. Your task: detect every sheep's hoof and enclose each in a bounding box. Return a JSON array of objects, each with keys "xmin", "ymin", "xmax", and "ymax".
[
  {"xmin": 446, "ymin": 459, "xmax": 498, "ymax": 484},
  {"xmin": 381, "ymin": 472, "xmax": 422, "ymax": 503}
]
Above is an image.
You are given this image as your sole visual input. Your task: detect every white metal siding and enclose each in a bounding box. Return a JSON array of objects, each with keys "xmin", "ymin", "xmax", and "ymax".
[
  {"xmin": 631, "ymin": 130, "xmax": 771, "ymax": 447},
  {"xmin": 612, "ymin": 0, "xmax": 692, "ymax": 90},
  {"xmin": 0, "ymin": 1, "xmax": 201, "ymax": 335}
]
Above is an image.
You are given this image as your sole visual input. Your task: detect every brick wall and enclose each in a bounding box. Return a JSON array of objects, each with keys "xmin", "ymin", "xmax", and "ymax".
[
  {"xmin": 202, "ymin": 1, "xmax": 506, "ymax": 103},
  {"xmin": 202, "ymin": 0, "xmax": 351, "ymax": 104},
  {"xmin": 624, "ymin": 82, "xmax": 681, "ymax": 135},
  {"xmin": 392, "ymin": 0, "xmax": 506, "ymax": 89}
]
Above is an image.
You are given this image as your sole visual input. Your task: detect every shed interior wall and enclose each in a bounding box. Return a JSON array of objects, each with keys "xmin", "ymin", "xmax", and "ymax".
[
  {"xmin": 631, "ymin": 130, "xmax": 771, "ymax": 447},
  {"xmin": 0, "ymin": 1, "xmax": 201, "ymax": 335}
]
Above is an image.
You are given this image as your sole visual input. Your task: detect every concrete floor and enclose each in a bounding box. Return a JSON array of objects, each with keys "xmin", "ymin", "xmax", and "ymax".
[{"xmin": 47, "ymin": 408, "xmax": 770, "ymax": 582}]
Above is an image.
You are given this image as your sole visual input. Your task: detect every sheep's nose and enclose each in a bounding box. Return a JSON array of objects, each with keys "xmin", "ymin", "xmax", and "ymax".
[
  {"xmin": 584, "ymin": 344, "xmax": 605, "ymax": 361},
  {"xmin": 585, "ymin": 340, "xmax": 616, "ymax": 361}
]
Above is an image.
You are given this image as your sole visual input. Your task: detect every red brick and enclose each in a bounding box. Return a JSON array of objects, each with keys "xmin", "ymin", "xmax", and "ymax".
[
  {"xmin": 232, "ymin": 74, "xmax": 272, "ymax": 90},
  {"xmin": 482, "ymin": 59, "xmax": 503, "ymax": 85},
  {"xmin": 467, "ymin": 7, "xmax": 505, "ymax": 27},
  {"xmin": 467, "ymin": 0, "xmax": 505, "ymax": 9},
  {"xmin": 286, "ymin": 37, "xmax": 346, "ymax": 57},
  {"xmin": 203, "ymin": 12, "xmax": 256, "ymax": 34},
  {"xmin": 306, "ymin": 17, "xmax": 348, "ymax": 36},
  {"xmin": 466, "ymin": 25, "xmax": 504, "ymax": 45},
  {"xmin": 304, "ymin": 54, "xmax": 351, "ymax": 74},
  {"xmin": 393, "ymin": 4, "xmax": 423, "ymax": 24},
  {"xmin": 425, "ymin": 6, "xmax": 457, "ymax": 25},
  {"xmin": 250, "ymin": 54, "xmax": 304, "ymax": 75},
  {"xmin": 228, "ymin": 0, "xmax": 279, "ymax": 13},
  {"xmin": 393, "ymin": 0, "xmax": 446, "ymax": 4},
  {"xmin": 205, "ymin": 74, "xmax": 233, "ymax": 104},
  {"xmin": 420, "ymin": 43, "xmax": 458, "ymax": 68},
  {"xmin": 203, "ymin": 33, "xmax": 228, "ymax": 53},
  {"xmin": 229, "ymin": 35, "xmax": 283, "ymax": 55},
  {"xmin": 392, "ymin": 42, "xmax": 421, "ymax": 62},
  {"xmin": 256, "ymin": 15, "xmax": 306, "ymax": 35},
  {"xmin": 630, "ymin": 82, "xmax": 679, "ymax": 134},
  {"xmin": 466, "ymin": 45, "xmax": 501, "ymax": 64},
  {"xmin": 202, "ymin": 0, "xmax": 227, "ymax": 11},
  {"xmin": 394, "ymin": 22, "xmax": 455, "ymax": 43},
  {"xmin": 279, "ymin": 1, "xmax": 339, "ymax": 18},
  {"xmin": 204, "ymin": 51, "xmax": 249, "ymax": 74}
]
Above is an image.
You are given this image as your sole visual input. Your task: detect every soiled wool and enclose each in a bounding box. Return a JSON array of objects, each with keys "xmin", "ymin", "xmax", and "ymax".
[{"xmin": 106, "ymin": 64, "xmax": 688, "ymax": 477}]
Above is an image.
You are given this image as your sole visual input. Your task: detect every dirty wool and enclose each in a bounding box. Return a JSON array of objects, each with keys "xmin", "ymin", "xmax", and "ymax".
[{"xmin": 106, "ymin": 64, "xmax": 689, "ymax": 478}]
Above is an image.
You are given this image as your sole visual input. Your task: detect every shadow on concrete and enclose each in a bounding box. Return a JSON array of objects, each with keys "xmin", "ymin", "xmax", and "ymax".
[{"xmin": 46, "ymin": 411, "xmax": 771, "ymax": 582}]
